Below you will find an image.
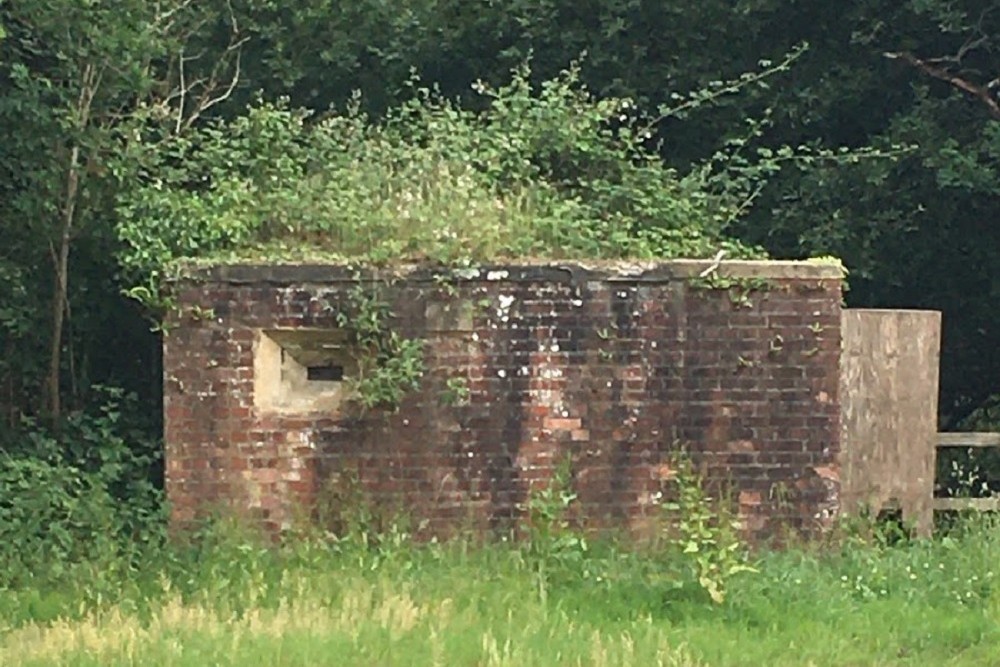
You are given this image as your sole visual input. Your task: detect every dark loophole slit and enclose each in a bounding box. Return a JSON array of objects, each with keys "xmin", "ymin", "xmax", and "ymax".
[{"xmin": 307, "ymin": 365, "xmax": 344, "ymax": 382}]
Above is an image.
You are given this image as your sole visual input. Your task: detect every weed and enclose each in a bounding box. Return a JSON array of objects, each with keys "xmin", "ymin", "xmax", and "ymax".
[
  {"xmin": 660, "ymin": 454, "xmax": 757, "ymax": 604},
  {"xmin": 334, "ymin": 282, "xmax": 425, "ymax": 412},
  {"xmin": 441, "ymin": 376, "xmax": 471, "ymax": 406},
  {"xmin": 520, "ymin": 456, "xmax": 590, "ymax": 602}
]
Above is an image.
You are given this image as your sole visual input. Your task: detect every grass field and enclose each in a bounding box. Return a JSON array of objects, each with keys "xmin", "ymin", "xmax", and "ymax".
[{"xmin": 2, "ymin": 515, "xmax": 1000, "ymax": 667}]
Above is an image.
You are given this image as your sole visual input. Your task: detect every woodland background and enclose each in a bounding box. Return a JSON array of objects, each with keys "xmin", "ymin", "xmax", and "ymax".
[{"xmin": 2, "ymin": 0, "xmax": 999, "ymax": 520}]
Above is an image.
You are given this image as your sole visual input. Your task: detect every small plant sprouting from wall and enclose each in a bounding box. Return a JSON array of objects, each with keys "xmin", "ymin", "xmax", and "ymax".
[
  {"xmin": 661, "ymin": 454, "xmax": 758, "ymax": 604},
  {"xmin": 335, "ymin": 282, "xmax": 425, "ymax": 412},
  {"xmin": 442, "ymin": 377, "xmax": 471, "ymax": 406},
  {"xmin": 690, "ymin": 274, "xmax": 771, "ymax": 309}
]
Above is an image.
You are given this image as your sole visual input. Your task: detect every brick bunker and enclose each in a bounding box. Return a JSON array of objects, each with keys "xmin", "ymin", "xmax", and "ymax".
[{"xmin": 163, "ymin": 260, "xmax": 844, "ymax": 542}]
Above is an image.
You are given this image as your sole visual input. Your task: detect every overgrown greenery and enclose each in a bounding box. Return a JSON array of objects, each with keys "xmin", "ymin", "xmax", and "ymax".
[
  {"xmin": 2, "ymin": 3, "xmax": 1000, "ymax": 662},
  {"xmin": 334, "ymin": 282, "xmax": 425, "ymax": 413},
  {"xmin": 3, "ymin": 505, "xmax": 1000, "ymax": 666},
  {"xmin": 115, "ymin": 61, "xmax": 795, "ymax": 316},
  {"xmin": 3, "ymin": 0, "xmax": 998, "ymax": 479},
  {"xmin": 0, "ymin": 388, "xmax": 164, "ymax": 588}
]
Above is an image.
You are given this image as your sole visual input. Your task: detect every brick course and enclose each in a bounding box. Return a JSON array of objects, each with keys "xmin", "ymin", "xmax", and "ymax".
[{"xmin": 163, "ymin": 260, "xmax": 843, "ymax": 542}]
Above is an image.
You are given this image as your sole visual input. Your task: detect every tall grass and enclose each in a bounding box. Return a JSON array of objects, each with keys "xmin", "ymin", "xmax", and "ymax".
[{"xmin": 3, "ymin": 515, "xmax": 1000, "ymax": 666}]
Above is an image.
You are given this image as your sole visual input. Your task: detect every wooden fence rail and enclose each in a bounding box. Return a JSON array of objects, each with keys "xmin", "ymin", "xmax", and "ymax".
[
  {"xmin": 937, "ymin": 432, "xmax": 1000, "ymax": 448},
  {"xmin": 933, "ymin": 432, "xmax": 1000, "ymax": 512}
]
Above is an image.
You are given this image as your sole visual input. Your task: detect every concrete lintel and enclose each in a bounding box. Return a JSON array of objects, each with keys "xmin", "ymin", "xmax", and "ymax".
[{"xmin": 175, "ymin": 258, "xmax": 844, "ymax": 286}]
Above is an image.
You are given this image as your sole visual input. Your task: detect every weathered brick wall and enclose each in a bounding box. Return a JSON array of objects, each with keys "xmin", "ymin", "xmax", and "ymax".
[{"xmin": 163, "ymin": 260, "xmax": 843, "ymax": 542}]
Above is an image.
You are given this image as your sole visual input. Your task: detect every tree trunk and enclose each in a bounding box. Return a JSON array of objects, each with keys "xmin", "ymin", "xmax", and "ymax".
[{"xmin": 48, "ymin": 144, "xmax": 80, "ymax": 427}]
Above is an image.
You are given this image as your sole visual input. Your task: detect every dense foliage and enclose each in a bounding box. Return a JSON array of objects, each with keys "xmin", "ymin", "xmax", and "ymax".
[
  {"xmin": 1, "ymin": 0, "xmax": 999, "ymax": 556},
  {"xmin": 117, "ymin": 62, "xmax": 781, "ymax": 314}
]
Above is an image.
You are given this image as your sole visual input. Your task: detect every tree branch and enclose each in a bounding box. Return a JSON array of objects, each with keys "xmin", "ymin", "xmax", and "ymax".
[
  {"xmin": 176, "ymin": 47, "xmax": 187, "ymax": 134},
  {"xmin": 170, "ymin": 0, "xmax": 247, "ymax": 132},
  {"xmin": 884, "ymin": 51, "xmax": 1000, "ymax": 120},
  {"xmin": 182, "ymin": 36, "xmax": 248, "ymax": 130}
]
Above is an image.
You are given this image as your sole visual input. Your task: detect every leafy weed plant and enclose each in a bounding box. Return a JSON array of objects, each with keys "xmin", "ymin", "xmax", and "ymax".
[{"xmin": 660, "ymin": 455, "xmax": 758, "ymax": 604}]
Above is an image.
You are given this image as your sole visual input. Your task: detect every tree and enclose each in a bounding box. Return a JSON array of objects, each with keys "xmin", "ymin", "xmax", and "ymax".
[
  {"xmin": 0, "ymin": 0, "xmax": 245, "ymax": 424},
  {"xmin": 729, "ymin": 0, "xmax": 1000, "ymax": 426},
  {"xmin": 2, "ymin": 0, "xmax": 999, "ymax": 438}
]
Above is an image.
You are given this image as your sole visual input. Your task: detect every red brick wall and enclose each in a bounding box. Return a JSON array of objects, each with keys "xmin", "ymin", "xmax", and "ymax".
[{"xmin": 163, "ymin": 260, "xmax": 843, "ymax": 542}]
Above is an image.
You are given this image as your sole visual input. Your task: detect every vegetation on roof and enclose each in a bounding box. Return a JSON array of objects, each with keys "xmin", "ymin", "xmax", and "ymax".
[{"xmin": 115, "ymin": 62, "xmax": 785, "ymax": 310}]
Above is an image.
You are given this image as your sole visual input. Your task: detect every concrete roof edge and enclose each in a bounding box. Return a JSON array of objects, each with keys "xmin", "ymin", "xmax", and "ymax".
[{"xmin": 172, "ymin": 258, "xmax": 845, "ymax": 285}]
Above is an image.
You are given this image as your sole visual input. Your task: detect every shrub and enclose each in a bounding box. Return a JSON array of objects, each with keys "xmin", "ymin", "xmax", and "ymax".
[
  {"xmin": 0, "ymin": 387, "xmax": 165, "ymax": 586},
  {"xmin": 0, "ymin": 455, "xmax": 118, "ymax": 586},
  {"xmin": 115, "ymin": 61, "xmax": 767, "ymax": 314}
]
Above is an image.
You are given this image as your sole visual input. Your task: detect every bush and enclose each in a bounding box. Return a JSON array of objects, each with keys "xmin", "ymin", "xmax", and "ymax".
[
  {"xmin": 115, "ymin": 61, "xmax": 767, "ymax": 313},
  {"xmin": 0, "ymin": 455, "xmax": 119, "ymax": 585},
  {"xmin": 0, "ymin": 387, "xmax": 165, "ymax": 586}
]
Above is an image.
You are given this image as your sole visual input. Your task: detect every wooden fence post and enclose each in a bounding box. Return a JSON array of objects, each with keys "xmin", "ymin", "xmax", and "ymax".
[{"xmin": 840, "ymin": 309, "xmax": 941, "ymax": 537}]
